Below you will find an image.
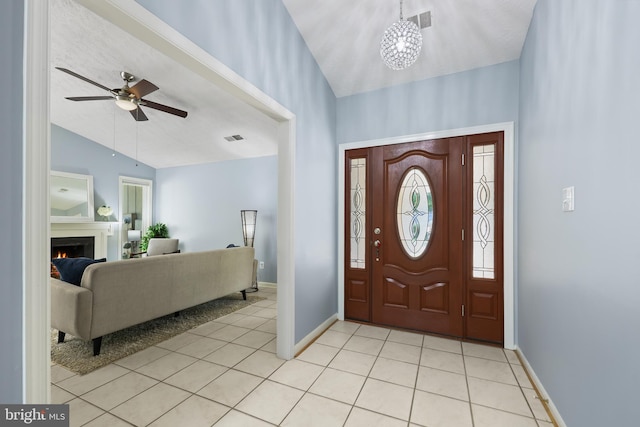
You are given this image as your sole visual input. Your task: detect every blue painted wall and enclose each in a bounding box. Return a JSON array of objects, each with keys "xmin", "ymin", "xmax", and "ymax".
[
  {"xmin": 156, "ymin": 156, "xmax": 278, "ymax": 283},
  {"xmin": 337, "ymin": 60, "xmax": 520, "ymax": 144},
  {"xmin": 138, "ymin": 0, "xmax": 338, "ymax": 342},
  {"xmin": 0, "ymin": 0, "xmax": 24, "ymax": 404},
  {"xmin": 51, "ymin": 125, "xmax": 156, "ymax": 261},
  {"xmin": 6, "ymin": 3, "xmax": 631, "ymax": 419},
  {"xmin": 518, "ymin": 1, "xmax": 640, "ymax": 425}
]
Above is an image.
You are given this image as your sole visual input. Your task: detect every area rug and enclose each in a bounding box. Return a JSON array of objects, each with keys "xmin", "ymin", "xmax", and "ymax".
[{"xmin": 51, "ymin": 293, "xmax": 265, "ymax": 375}]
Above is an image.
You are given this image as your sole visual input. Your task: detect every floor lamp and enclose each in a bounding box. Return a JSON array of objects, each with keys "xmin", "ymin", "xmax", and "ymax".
[
  {"xmin": 241, "ymin": 210, "xmax": 259, "ymax": 292},
  {"xmin": 127, "ymin": 229, "xmax": 141, "ymax": 257}
]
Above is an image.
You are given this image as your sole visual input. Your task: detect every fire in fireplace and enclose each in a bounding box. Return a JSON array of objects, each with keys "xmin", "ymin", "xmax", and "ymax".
[{"xmin": 51, "ymin": 236, "xmax": 95, "ymax": 260}]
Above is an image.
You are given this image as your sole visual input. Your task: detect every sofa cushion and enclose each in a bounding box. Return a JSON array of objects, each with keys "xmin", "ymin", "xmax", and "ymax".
[{"xmin": 51, "ymin": 257, "xmax": 106, "ymax": 286}]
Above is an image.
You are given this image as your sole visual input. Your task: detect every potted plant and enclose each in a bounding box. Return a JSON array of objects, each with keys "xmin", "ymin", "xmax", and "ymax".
[{"xmin": 140, "ymin": 223, "xmax": 169, "ymax": 252}]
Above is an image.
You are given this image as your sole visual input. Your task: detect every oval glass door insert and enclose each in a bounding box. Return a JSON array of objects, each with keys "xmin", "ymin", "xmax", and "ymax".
[{"xmin": 397, "ymin": 168, "xmax": 434, "ymax": 258}]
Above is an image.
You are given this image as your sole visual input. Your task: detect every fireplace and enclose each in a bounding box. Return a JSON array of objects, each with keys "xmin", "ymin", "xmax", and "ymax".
[
  {"xmin": 50, "ymin": 222, "xmax": 113, "ymax": 261},
  {"xmin": 51, "ymin": 236, "xmax": 95, "ymax": 259}
]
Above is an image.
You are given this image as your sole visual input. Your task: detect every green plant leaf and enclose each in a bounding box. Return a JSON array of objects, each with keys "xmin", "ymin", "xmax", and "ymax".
[{"xmin": 139, "ymin": 223, "xmax": 170, "ymax": 252}]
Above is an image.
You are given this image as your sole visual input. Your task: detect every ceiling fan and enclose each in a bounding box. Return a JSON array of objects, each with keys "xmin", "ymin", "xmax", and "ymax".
[{"xmin": 56, "ymin": 67, "xmax": 188, "ymax": 122}]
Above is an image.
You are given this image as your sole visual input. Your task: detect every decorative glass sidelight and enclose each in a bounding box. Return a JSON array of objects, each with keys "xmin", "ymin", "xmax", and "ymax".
[
  {"xmin": 350, "ymin": 158, "xmax": 366, "ymax": 269},
  {"xmin": 397, "ymin": 168, "xmax": 433, "ymax": 258},
  {"xmin": 472, "ymin": 144, "xmax": 496, "ymax": 279}
]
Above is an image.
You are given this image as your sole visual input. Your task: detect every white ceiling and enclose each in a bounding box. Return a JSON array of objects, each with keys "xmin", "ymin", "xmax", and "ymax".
[
  {"xmin": 51, "ymin": 0, "xmax": 537, "ymax": 169},
  {"xmin": 282, "ymin": 0, "xmax": 537, "ymax": 97},
  {"xmin": 51, "ymin": 0, "xmax": 280, "ymax": 169}
]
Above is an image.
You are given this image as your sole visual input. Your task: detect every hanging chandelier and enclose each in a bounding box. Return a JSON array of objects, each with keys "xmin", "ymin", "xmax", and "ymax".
[{"xmin": 380, "ymin": 0, "xmax": 423, "ymax": 70}]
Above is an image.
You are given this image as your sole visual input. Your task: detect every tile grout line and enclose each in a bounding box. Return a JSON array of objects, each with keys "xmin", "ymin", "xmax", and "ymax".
[
  {"xmin": 513, "ymin": 350, "xmax": 559, "ymax": 427},
  {"xmin": 463, "ymin": 346, "xmax": 550, "ymax": 424},
  {"xmin": 280, "ymin": 322, "xmax": 351, "ymax": 426},
  {"xmin": 296, "ymin": 324, "xmax": 352, "ymax": 426},
  {"xmin": 342, "ymin": 325, "xmax": 410, "ymax": 426},
  {"xmin": 64, "ymin": 304, "xmax": 556, "ymax": 427},
  {"xmin": 506, "ymin": 351, "xmax": 542, "ymax": 423},
  {"xmin": 462, "ymin": 342, "xmax": 476, "ymax": 427},
  {"xmin": 405, "ymin": 333, "xmax": 425, "ymax": 426},
  {"xmin": 58, "ymin": 296, "xmax": 276, "ymax": 426},
  {"xmin": 231, "ymin": 320, "xmax": 350, "ymax": 426},
  {"xmin": 138, "ymin": 301, "xmax": 274, "ymax": 425}
]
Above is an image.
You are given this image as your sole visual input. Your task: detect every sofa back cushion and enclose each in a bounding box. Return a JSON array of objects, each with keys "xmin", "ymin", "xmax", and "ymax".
[{"xmin": 81, "ymin": 247, "xmax": 254, "ymax": 338}]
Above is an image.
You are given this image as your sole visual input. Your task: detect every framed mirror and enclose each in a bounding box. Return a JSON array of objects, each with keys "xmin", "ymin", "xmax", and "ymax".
[
  {"xmin": 50, "ymin": 171, "xmax": 95, "ymax": 222},
  {"xmin": 119, "ymin": 176, "xmax": 153, "ymax": 257}
]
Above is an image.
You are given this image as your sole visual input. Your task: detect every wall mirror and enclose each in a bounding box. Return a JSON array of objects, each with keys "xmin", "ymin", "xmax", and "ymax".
[
  {"xmin": 50, "ymin": 171, "xmax": 95, "ymax": 222},
  {"xmin": 119, "ymin": 176, "xmax": 153, "ymax": 257}
]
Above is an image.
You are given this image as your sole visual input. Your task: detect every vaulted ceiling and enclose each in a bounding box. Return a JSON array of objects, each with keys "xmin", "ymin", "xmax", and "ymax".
[
  {"xmin": 282, "ymin": 0, "xmax": 537, "ymax": 97},
  {"xmin": 51, "ymin": 0, "xmax": 536, "ymax": 168}
]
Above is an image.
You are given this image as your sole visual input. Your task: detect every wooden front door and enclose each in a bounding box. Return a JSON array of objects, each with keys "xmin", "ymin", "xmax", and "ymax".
[{"xmin": 344, "ymin": 132, "xmax": 504, "ymax": 343}]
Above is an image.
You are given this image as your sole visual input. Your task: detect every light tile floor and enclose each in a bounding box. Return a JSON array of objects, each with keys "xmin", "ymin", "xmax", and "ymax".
[{"xmin": 51, "ymin": 286, "xmax": 553, "ymax": 426}]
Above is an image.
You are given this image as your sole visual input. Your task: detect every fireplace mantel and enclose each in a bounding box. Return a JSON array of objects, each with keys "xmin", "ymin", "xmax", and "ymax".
[{"xmin": 51, "ymin": 222, "xmax": 115, "ymax": 259}]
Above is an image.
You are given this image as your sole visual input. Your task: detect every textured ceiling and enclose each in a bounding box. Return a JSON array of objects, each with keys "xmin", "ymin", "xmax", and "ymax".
[
  {"xmin": 51, "ymin": 0, "xmax": 537, "ymax": 169},
  {"xmin": 282, "ymin": 0, "xmax": 537, "ymax": 97},
  {"xmin": 51, "ymin": 0, "xmax": 279, "ymax": 169}
]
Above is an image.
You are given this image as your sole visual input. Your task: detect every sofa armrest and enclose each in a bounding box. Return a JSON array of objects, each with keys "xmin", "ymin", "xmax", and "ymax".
[{"xmin": 50, "ymin": 277, "xmax": 93, "ymax": 340}]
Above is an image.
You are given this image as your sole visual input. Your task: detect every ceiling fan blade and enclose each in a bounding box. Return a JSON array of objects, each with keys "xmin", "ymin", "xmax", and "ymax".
[
  {"xmin": 56, "ymin": 67, "xmax": 113, "ymax": 93},
  {"xmin": 65, "ymin": 96, "xmax": 113, "ymax": 101},
  {"xmin": 140, "ymin": 99, "xmax": 188, "ymax": 118},
  {"xmin": 130, "ymin": 106, "xmax": 149, "ymax": 122},
  {"xmin": 129, "ymin": 79, "xmax": 159, "ymax": 99}
]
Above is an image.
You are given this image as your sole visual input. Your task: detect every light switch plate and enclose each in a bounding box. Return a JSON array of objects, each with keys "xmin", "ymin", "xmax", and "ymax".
[{"xmin": 562, "ymin": 186, "xmax": 575, "ymax": 212}]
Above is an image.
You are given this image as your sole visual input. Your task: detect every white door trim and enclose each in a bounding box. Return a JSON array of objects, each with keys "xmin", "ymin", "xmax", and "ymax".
[
  {"xmin": 338, "ymin": 122, "xmax": 516, "ymax": 349},
  {"xmin": 25, "ymin": 0, "xmax": 297, "ymax": 400},
  {"xmin": 23, "ymin": 0, "xmax": 51, "ymax": 404}
]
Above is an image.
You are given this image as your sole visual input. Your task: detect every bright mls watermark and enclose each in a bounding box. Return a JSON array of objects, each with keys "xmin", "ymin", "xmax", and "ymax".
[{"xmin": 0, "ymin": 405, "xmax": 68, "ymax": 426}]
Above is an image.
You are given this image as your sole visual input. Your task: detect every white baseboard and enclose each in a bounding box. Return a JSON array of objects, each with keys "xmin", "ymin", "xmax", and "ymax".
[
  {"xmin": 258, "ymin": 282, "xmax": 277, "ymax": 288},
  {"xmin": 294, "ymin": 313, "xmax": 338, "ymax": 355},
  {"xmin": 516, "ymin": 346, "xmax": 567, "ymax": 427}
]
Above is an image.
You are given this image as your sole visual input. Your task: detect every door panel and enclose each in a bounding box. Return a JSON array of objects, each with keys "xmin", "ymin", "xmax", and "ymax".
[
  {"xmin": 421, "ymin": 282, "xmax": 449, "ymax": 314},
  {"xmin": 381, "ymin": 277, "xmax": 408, "ymax": 308},
  {"xmin": 371, "ymin": 138, "xmax": 464, "ymax": 336},
  {"xmin": 347, "ymin": 279, "xmax": 368, "ymax": 303}
]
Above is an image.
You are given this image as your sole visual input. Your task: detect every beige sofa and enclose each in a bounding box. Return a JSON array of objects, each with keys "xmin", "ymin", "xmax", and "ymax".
[{"xmin": 51, "ymin": 246, "xmax": 255, "ymax": 355}]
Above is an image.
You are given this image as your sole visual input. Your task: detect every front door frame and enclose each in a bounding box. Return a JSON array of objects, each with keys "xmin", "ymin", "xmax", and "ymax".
[{"xmin": 338, "ymin": 122, "xmax": 516, "ymax": 349}]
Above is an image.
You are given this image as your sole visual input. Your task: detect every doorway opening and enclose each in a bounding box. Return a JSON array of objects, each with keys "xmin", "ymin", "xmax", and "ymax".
[{"xmin": 24, "ymin": 0, "xmax": 296, "ymax": 402}]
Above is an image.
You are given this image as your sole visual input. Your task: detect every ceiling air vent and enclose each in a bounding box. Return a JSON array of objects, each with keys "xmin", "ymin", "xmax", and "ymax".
[
  {"xmin": 408, "ymin": 11, "xmax": 432, "ymax": 29},
  {"xmin": 224, "ymin": 135, "xmax": 245, "ymax": 142}
]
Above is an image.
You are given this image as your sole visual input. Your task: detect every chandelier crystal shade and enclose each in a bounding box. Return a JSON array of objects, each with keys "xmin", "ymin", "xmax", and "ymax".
[{"xmin": 380, "ymin": 0, "xmax": 423, "ymax": 70}]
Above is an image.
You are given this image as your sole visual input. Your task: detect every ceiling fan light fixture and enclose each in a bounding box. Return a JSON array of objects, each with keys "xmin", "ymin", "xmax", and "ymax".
[
  {"xmin": 115, "ymin": 94, "xmax": 138, "ymax": 111},
  {"xmin": 380, "ymin": 0, "xmax": 423, "ymax": 71}
]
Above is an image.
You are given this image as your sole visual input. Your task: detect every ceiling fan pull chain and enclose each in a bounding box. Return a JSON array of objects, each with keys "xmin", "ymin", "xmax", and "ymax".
[
  {"xmin": 135, "ymin": 110, "xmax": 139, "ymax": 167},
  {"xmin": 112, "ymin": 102, "xmax": 116, "ymax": 157}
]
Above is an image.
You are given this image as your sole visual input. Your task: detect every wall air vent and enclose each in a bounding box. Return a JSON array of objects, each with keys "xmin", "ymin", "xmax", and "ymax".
[{"xmin": 224, "ymin": 135, "xmax": 245, "ymax": 142}]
